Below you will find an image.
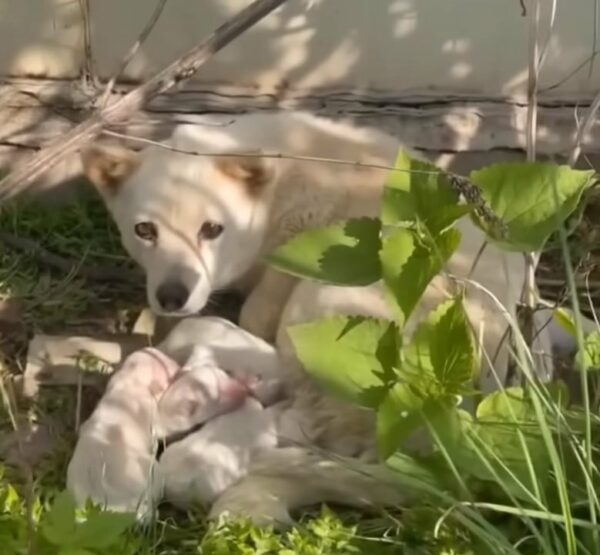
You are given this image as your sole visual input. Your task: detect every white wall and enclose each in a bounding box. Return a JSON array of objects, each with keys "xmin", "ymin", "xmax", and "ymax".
[{"xmin": 1, "ymin": 0, "xmax": 597, "ymax": 97}]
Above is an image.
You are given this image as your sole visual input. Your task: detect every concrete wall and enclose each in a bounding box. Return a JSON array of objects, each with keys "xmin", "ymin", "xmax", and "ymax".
[{"xmin": 0, "ymin": 0, "xmax": 597, "ymax": 97}]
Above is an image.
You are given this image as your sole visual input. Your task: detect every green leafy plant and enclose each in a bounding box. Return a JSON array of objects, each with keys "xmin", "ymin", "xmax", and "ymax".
[
  {"xmin": 40, "ymin": 491, "xmax": 136, "ymax": 555},
  {"xmin": 269, "ymin": 150, "xmax": 600, "ymax": 554}
]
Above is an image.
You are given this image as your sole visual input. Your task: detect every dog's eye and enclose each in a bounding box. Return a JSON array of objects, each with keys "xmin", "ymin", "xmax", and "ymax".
[
  {"xmin": 198, "ymin": 221, "xmax": 224, "ymax": 241},
  {"xmin": 134, "ymin": 222, "xmax": 158, "ymax": 242}
]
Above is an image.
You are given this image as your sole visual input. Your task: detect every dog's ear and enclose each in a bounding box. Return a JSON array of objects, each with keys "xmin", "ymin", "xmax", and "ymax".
[
  {"xmin": 214, "ymin": 152, "xmax": 275, "ymax": 196},
  {"xmin": 80, "ymin": 144, "xmax": 140, "ymax": 197}
]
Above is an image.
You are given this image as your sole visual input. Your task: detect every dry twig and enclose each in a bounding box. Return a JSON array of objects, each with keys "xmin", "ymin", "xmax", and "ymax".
[
  {"xmin": 104, "ymin": 127, "xmax": 507, "ymax": 234},
  {"xmin": 99, "ymin": 0, "xmax": 169, "ymax": 107},
  {"xmin": 0, "ymin": 0, "xmax": 290, "ymax": 203},
  {"xmin": 78, "ymin": 0, "xmax": 98, "ymax": 92}
]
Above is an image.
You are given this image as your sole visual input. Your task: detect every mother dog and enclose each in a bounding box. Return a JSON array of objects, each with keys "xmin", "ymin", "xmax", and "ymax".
[{"xmin": 81, "ymin": 111, "xmax": 551, "ymax": 524}]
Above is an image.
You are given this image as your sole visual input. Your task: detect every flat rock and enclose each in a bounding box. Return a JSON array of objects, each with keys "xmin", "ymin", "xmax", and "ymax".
[{"xmin": 23, "ymin": 333, "xmax": 150, "ymax": 397}]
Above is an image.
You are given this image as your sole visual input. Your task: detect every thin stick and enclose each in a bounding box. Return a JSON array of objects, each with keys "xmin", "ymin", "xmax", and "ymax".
[
  {"xmin": 521, "ymin": 0, "xmax": 541, "ymax": 368},
  {"xmin": 99, "ymin": 0, "xmax": 169, "ymax": 107},
  {"xmin": 0, "ymin": 0, "xmax": 290, "ymax": 203},
  {"xmin": 568, "ymin": 91, "xmax": 600, "ymax": 166},
  {"xmin": 78, "ymin": 0, "xmax": 97, "ymax": 91},
  {"xmin": 103, "ymin": 128, "xmax": 507, "ymax": 233}
]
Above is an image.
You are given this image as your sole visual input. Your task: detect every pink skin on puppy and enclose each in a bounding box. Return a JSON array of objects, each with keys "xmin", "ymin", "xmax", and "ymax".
[
  {"xmin": 66, "ymin": 347, "xmax": 180, "ymax": 520},
  {"xmin": 157, "ymin": 345, "xmax": 253, "ymax": 439}
]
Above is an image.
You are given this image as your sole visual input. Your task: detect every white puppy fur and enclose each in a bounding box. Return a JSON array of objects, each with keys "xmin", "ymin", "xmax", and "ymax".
[
  {"xmin": 157, "ymin": 344, "xmax": 251, "ymax": 439},
  {"xmin": 159, "ymin": 397, "xmax": 280, "ymax": 508},
  {"xmin": 159, "ymin": 316, "xmax": 284, "ymax": 406},
  {"xmin": 66, "ymin": 348, "xmax": 179, "ymax": 519},
  {"xmin": 81, "ymin": 111, "xmax": 555, "ymax": 525}
]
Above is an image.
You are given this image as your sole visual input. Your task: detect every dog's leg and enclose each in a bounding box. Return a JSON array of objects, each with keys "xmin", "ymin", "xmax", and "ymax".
[
  {"xmin": 208, "ymin": 447, "xmax": 407, "ymax": 526},
  {"xmin": 239, "ymin": 269, "xmax": 298, "ymax": 343}
]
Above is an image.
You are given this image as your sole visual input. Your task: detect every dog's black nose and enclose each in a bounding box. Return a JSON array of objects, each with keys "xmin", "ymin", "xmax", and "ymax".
[{"xmin": 156, "ymin": 281, "xmax": 190, "ymax": 312}]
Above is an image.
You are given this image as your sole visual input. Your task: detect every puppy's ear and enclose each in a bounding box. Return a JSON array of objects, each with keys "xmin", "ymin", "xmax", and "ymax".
[
  {"xmin": 214, "ymin": 152, "xmax": 275, "ymax": 196},
  {"xmin": 80, "ymin": 144, "xmax": 140, "ymax": 197}
]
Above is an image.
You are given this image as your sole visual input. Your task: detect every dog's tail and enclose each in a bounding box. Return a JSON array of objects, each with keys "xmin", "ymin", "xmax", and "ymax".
[{"xmin": 209, "ymin": 447, "xmax": 423, "ymax": 526}]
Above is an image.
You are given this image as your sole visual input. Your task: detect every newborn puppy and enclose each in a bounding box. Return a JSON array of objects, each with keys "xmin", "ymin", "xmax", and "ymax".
[
  {"xmin": 159, "ymin": 317, "xmax": 283, "ymax": 405},
  {"xmin": 66, "ymin": 348, "xmax": 179, "ymax": 519},
  {"xmin": 159, "ymin": 396, "xmax": 281, "ymax": 508},
  {"xmin": 157, "ymin": 344, "xmax": 252, "ymax": 439}
]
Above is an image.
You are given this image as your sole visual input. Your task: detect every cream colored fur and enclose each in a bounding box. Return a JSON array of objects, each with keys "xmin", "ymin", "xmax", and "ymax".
[{"xmin": 82, "ymin": 111, "xmax": 553, "ymax": 525}]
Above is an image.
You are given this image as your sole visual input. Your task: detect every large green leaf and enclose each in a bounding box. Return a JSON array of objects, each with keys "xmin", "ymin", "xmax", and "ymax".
[
  {"xmin": 380, "ymin": 227, "xmax": 461, "ymax": 326},
  {"xmin": 289, "ymin": 316, "xmax": 400, "ymax": 408},
  {"xmin": 74, "ymin": 510, "xmax": 135, "ymax": 549},
  {"xmin": 268, "ymin": 217, "xmax": 381, "ymax": 285},
  {"xmin": 471, "ymin": 386, "xmax": 568, "ymax": 502},
  {"xmin": 382, "ymin": 150, "xmax": 470, "ymax": 234},
  {"xmin": 429, "ymin": 297, "xmax": 478, "ymax": 390},
  {"xmin": 402, "ymin": 298, "xmax": 476, "ymax": 396},
  {"xmin": 42, "ymin": 491, "xmax": 78, "ymax": 547},
  {"xmin": 576, "ymin": 330, "xmax": 600, "ymax": 372},
  {"xmin": 377, "ymin": 382, "xmax": 425, "ymax": 459},
  {"xmin": 385, "ymin": 450, "xmax": 455, "ymax": 494},
  {"xmin": 470, "ymin": 162, "xmax": 596, "ymax": 251}
]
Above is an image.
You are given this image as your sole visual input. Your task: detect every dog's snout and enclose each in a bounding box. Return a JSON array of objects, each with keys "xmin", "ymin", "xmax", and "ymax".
[{"xmin": 156, "ymin": 280, "xmax": 190, "ymax": 312}]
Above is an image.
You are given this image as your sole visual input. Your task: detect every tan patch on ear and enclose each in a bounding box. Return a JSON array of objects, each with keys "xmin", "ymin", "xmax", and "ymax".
[
  {"xmin": 80, "ymin": 144, "xmax": 140, "ymax": 196},
  {"xmin": 214, "ymin": 153, "xmax": 274, "ymax": 196}
]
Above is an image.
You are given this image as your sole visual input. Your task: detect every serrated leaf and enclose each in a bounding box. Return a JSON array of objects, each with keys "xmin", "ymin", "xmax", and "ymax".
[
  {"xmin": 380, "ymin": 227, "xmax": 461, "ymax": 326},
  {"xmin": 429, "ymin": 297, "xmax": 477, "ymax": 389},
  {"xmin": 377, "ymin": 383, "xmax": 425, "ymax": 458},
  {"xmin": 74, "ymin": 510, "xmax": 135, "ymax": 549},
  {"xmin": 471, "ymin": 386, "xmax": 564, "ymax": 501},
  {"xmin": 385, "ymin": 450, "xmax": 454, "ymax": 494},
  {"xmin": 42, "ymin": 491, "xmax": 77, "ymax": 547},
  {"xmin": 289, "ymin": 316, "xmax": 399, "ymax": 408},
  {"xmin": 402, "ymin": 298, "xmax": 476, "ymax": 395},
  {"xmin": 577, "ymin": 330, "xmax": 600, "ymax": 372},
  {"xmin": 476, "ymin": 383, "xmax": 568, "ymax": 423},
  {"xmin": 382, "ymin": 150, "xmax": 469, "ymax": 233},
  {"xmin": 422, "ymin": 401, "xmax": 473, "ymax": 458},
  {"xmin": 553, "ymin": 307, "xmax": 577, "ymax": 339},
  {"xmin": 470, "ymin": 162, "xmax": 596, "ymax": 251},
  {"xmin": 268, "ymin": 218, "xmax": 381, "ymax": 285}
]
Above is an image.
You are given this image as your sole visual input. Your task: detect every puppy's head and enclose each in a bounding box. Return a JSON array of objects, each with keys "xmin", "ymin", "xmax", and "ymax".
[
  {"xmin": 110, "ymin": 347, "xmax": 179, "ymax": 398},
  {"xmin": 81, "ymin": 131, "xmax": 276, "ymax": 316},
  {"xmin": 157, "ymin": 362, "xmax": 248, "ymax": 438}
]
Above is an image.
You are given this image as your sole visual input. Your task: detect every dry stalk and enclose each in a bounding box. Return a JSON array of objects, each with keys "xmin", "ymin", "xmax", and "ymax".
[{"xmin": 0, "ymin": 0, "xmax": 290, "ymax": 203}]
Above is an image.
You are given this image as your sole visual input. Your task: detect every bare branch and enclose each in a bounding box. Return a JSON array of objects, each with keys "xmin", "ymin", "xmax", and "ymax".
[
  {"xmin": 99, "ymin": 0, "xmax": 169, "ymax": 107},
  {"xmin": 78, "ymin": 0, "xmax": 97, "ymax": 92},
  {"xmin": 0, "ymin": 0, "xmax": 290, "ymax": 203},
  {"xmin": 103, "ymin": 128, "xmax": 507, "ymax": 235},
  {"xmin": 569, "ymin": 92, "xmax": 600, "ymax": 166}
]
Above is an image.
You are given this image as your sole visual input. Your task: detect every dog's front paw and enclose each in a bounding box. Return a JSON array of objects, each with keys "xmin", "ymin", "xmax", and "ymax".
[{"xmin": 239, "ymin": 295, "xmax": 281, "ymax": 343}]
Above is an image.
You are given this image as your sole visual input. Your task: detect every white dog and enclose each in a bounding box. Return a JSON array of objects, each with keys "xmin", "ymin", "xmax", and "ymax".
[
  {"xmin": 66, "ymin": 348, "xmax": 178, "ymax": 519},
  {"xmin": 81, "ymin": 111, "xmax": 554, "ymax": 524}
]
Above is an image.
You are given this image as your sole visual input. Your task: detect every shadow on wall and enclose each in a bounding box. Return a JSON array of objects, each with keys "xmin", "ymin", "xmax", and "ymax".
[
  {"xmin": 0, "ymin": 0, "xmax": 598, "ymax": 94},
  {"xmin": 0, "ymin": 0, "xmax": 599, "ymax": 196}
]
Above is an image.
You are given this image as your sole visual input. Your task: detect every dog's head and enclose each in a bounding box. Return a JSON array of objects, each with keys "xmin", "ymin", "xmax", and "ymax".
[{"xmin": 81, "ymin": 132, "xmax": 275, "ymax": 316}]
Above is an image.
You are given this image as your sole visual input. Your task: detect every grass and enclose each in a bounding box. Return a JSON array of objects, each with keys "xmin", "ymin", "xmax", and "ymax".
[{"xmin": 2, "ymin": 189, "xmax": 600, "ymax": 554}]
